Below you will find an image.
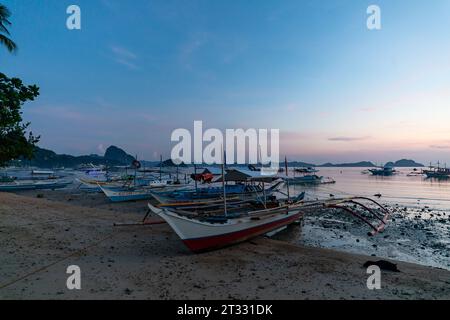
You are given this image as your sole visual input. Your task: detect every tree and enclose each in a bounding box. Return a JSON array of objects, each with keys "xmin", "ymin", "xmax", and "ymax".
[
  {"xmin": 0, "ymin": 73, "xmax": 40, "ymax": 167},
  {"xmin": 0, "ymin": 4, "xmax": 17, "ymax": 53}
]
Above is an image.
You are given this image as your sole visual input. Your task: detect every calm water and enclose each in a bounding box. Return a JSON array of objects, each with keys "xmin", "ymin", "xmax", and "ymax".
[{"xmin": 283, "ymin": 167, "xmax": 450, "ymax": 211}]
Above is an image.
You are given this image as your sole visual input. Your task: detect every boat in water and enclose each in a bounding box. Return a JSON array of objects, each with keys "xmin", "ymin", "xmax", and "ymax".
[
  {"xmin": 423, "ymin": 164, "xmax": 450, "ymax": 179},
  {"xmin": 368, "ymin": 165, "xmax": 396, "ymax": 176},
  {"xmin": 285, "ymin": 174, "xmax": 323, "ymax": 185},
  {"xmin": 294, "ymin": 167, "xmax": 319, "ymax": 174}
]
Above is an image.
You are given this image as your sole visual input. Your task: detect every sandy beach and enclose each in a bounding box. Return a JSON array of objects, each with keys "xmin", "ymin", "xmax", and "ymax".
[{"xmin": 1, "ymin": 190, "xmax": 449, "ymax": 300}]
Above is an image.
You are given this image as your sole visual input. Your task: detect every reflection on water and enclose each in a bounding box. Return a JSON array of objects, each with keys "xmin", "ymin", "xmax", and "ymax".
[{"xmin": 279, "ymin": 167, "xmax": 450, "ymax": 210}]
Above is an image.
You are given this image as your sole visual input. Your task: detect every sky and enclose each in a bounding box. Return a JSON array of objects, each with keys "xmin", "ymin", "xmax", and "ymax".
[{"xmin": 1, "ymin": 0, "xmax": 450, "ymax": 164}]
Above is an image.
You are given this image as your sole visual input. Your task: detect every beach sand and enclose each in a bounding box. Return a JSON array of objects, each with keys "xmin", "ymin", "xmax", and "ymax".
[{"xmin": 0, "ymin": 191, "xmax": 449, "ymax": 300}]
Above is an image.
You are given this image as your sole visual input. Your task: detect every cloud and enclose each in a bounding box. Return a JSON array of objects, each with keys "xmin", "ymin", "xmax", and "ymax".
[
  {"xmin": 110, "ymin": 45, "xmax": 138, "ymax": 70},
  {"xmin": 328, "ymin": 136, "xmax": 371, "ymax": 142},
  {"xmin": 179, "ymin": 32, "xmax": 209, "ymax": 69},
  {"xmin": 97, "ymin": 144, "xmax": 106, "ymax": 154},
  {"xmin": 430, "ymin": 145, "xmax": 450, "ymax": 149}
]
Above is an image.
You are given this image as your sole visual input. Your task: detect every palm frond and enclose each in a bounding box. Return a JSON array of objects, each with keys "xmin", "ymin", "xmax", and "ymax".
[
  {"xmin": 0, "ymin": 4, "xmax": 12, "ymax": 20},
  {"xmin": 0, "ymin": 34, "xmax": 17, "ymax": 53},
  {"xmin": 0, "ymin": 22, "xmax": 10, "ymax": 35}
]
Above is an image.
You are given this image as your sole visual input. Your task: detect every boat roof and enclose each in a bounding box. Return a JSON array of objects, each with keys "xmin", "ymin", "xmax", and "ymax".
[{"xmin": 215, "ymin": 168, "xmax": 280, "ymax": 183}]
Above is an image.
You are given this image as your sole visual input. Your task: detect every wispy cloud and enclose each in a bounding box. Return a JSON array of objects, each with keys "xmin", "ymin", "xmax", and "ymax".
[
  {"xmin": 328, "ymin": 136, "xmax": 371, "ymax": 142},
  {"xmin": 110, "ymin": 45, "xmax": 138, "ymax": 70},
  {"xmin": 179, "ymin": 32, "xmax": 209, "ymax": 70},
  {"xmin": 430, "ymin": 145, "xmax": 450, "ymax": 149}
]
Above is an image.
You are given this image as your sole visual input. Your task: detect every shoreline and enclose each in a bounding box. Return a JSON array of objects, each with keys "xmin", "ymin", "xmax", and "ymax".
[{"xmin": 0, "ymin": 191, "xmax": 449, "ymax": 300}]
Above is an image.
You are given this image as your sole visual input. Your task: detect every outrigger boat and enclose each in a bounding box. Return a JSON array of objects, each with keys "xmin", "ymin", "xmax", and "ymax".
[
  {"xmin": 148, "ymin": 198, "xmax": 305, "ymax": 252},
  {"xmin": 150, "ymin": 180, "xmax": 285, "ymax": 204},
  {"xmin": 100, "ymin": 181, "xmax": 191, "ymax": 202},
  {"xmin": 285, "ymin": 174, "xmax": 323, "ymax": 185},
  {"xmin": 368, "ymin": 165, "xmax": 396, "ymax": 176},
  {"xmin": 294, "ymin": 167, "xmax": 319, "ymax": 174},
  {"xmin": 0, "ymin": 180, "xmax": 72, "ymax": 192},
  {"xmin": 423, "ymin": 163, "xmax": 450, "ymax": 179}
]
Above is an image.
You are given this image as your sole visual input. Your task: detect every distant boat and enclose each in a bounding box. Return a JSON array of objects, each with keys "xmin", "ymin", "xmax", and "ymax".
[
  {"xmin": 368, "ymin": 166, "xmax": 396, "ymax": 176},
  {"xmin": 285, "ymin": 175, "xmax": 323, "ymax": 185},
  {"xmin": 423, "ymin": 164, "xmax": 450, "ymax": 179},
  {"xmin": 294, "ymin": 167, "xmax": 319, "ymax": 174}
]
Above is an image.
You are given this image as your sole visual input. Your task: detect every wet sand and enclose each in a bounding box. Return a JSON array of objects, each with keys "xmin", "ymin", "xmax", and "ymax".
[{"xmin": 0, "ymin": 191, "xmax": 449, "ymax": 300}]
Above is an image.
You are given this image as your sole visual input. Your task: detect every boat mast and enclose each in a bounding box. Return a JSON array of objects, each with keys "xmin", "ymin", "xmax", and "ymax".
[
  {"xmin": 159, "ymin": 155, "xmax": 162, "ymax": 181},
  {"xmin": 222, "ymin": 146, "xmax": 228, "ymax": 217},
  {"xmin": 285, "ymin": 156, "xmax": 290, "ymax": 202},
  {"xmin": 134, "ymin": 154, "xmax": 137, "ymax": 186},
  {"xmin": 194, "ymin": 164, "xmax": 198, "ymax": 192}
]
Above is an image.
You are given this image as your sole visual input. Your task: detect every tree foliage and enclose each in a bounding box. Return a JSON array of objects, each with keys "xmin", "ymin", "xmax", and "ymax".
[{"xmin": 0, "ymin": 72, "xmax": 40, "ymax": 167}]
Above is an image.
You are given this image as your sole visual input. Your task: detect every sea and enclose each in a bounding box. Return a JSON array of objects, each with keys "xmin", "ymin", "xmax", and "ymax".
[{"xmin": 283, "ymin": 167, "xmax": 450, "ymax": 211}]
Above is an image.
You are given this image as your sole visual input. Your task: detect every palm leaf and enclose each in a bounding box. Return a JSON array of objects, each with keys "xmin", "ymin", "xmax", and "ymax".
[
  {"xmin": 0, "ymin": 4, "xmax": 12, "ymax": 19},
  {"xmin": 0, "ymin": 22, "xmax": 11, "ymax": 35},
  {"xmin": 0, "ymin": 4, "xmax": 12, "ymax": 34},
  {"xmin": 0, "ymin": 34, "xmax": 17, "ymax": 53}
]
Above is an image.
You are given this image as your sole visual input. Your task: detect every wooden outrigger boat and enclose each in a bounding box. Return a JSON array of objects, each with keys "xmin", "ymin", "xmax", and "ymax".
[
  {"xmin": 100, "ymin": 182, "xmax": 191, "ymax": 202},
  {"xmin": 285, "ymin": 174, "xmax": 323, "ymax": 185},
  {"xmin": 150, "ymin": 180, "xmax": 285, "ymax": 204},
  {"xmin": 423, "ymin": 163, "xmax": 450, "ymax": 179},
  {"xmin": 368, "ymin": 165, "xmax": 396, "ymax": 176},
  {"xmin": 148, "ymin": 198, "xmax": 305, "ymax": 252},
  {"xmin": 0, "ymin": 180, "xmax": 72, "ymax": 192}
]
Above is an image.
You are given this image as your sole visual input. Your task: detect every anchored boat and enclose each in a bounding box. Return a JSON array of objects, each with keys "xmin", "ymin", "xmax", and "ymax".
[
  {"xmin": 368, "ymin": 165, "xmax": 396, "ymax": 176},
  {"xmin": 423, "ymin": 163, "xmax": 450, "ymax": 179}
]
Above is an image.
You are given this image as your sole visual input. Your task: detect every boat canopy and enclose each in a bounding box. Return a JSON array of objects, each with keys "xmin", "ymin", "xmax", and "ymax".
[{"xmin": 215, "ymin": 168, "xmax": 280, "ymax": 183}]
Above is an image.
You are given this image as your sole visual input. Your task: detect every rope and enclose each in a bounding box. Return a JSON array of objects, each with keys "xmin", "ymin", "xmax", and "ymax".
[{"xmin": 0, "ymin": 232, "xmax": 117, "ymax": 290}]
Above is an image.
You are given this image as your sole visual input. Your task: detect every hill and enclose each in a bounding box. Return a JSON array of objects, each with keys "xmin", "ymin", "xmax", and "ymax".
[
  {"xmin": 318, "ymin": 161, "xmax": 375, "ymax": 167},
  {"xmin": 17, "ymin": 145, "xmax": 135, "ymax": 168},
  {"xmin": 385, "ymin": 159, "xmax": 424, "ymax": 167}
]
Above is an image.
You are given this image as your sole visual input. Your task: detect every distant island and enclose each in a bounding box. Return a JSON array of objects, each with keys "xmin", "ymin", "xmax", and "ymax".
[
  {"xmin": 384, "ymin": 159, "xmax": 424, "ymax": 167},
  {"xmin": 7, "ymin": 146, "xmax": 425, "ymax": 169},
  {"xmin": 318, "ymin": 161, "xmax": 375, "ymax": 168},
  {"xmin": 13, "ymin": 145, "xmax": 137, "ymax": 168},
  {"xmin": 318, "ymin": 159, "xmax": 424, "ymax": 168}
]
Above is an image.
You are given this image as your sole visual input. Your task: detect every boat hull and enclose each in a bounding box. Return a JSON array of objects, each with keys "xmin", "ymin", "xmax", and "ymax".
[
  {"xmin": 100, "ymin": 186, "xmax": 152, "ymax": 202},
  {"xmin": 155, "ymin": 207, "xmax": 303, "ymax": 252},
  {"xmin": 0, "ymin": 180, "xmax": 71, "ymax": 192}
]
